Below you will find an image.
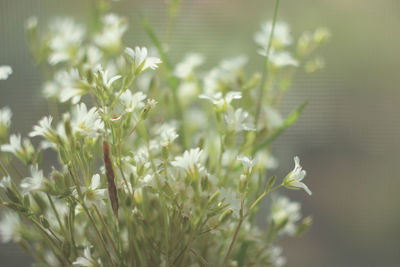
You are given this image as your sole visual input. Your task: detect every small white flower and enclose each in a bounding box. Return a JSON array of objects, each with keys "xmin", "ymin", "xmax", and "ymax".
[
  {"xmin": 0, "ymin": 176, "xmax": 12, "ymax": 189},
  {"xmin": 84, "ymin": 174, "xmax": 107, "ymax": 206},
  {"xmin": 0, "ymin": 65, "xmax": 12, "ymax": 80},
  {"xmin": 1, "ymin": 134, "xmax": 23, "ymax": 156},
  {"xmin": 44, "ymin": 69, "xmax": 86, "ymax": 104},
  {"xmin": 119, "ymin": 90, "xmax": 147, "ymax": 113},
  {"xmin": 199, "ymin": 91, "xmax": 242, "ymax": 111},
  {"xmin": 283, "ymin": 156, "xmax": 311, "ymax": 195},
  {"xmin": 173, "ymin": 53, "xmax": 204, "ymax": 78},
  {"xmin": 48, "ymin": 18, "xmax": 85, "ymax": 65},
  {"xmin": 171, "ymin": 148, "xmax": 203, "ymax": 175},
  {"xmin": 125, "ymin": 47, "xmax": 162, "ymax": 74},
  {"xmin": 237, "ymin": 156, "xmax": 256, "ymax": 174},
  {"xmin": 271, "ymin": 196, "xmax": 301, "ymax": 236},
  {"xmin": 73, "ymin": 246, "xmax": 99, "ymax": 267},
  {"xmin": 254, "ymin": 21, "xmax": 292, "ymax": 48},
  {"xmin": 224, "ymin": 107, "xmax": 255, "ymax": 132},
  {"xmin": 0, "ymin": 106, "xmax": 12, "ymax": 128},
  {"xmin": 259, "ymin": 50, "xmax": 298, "ymax": 67},
  {"xmin": 156, "ymin": 123, "xmax": 178, "ymax": 147},
  {"xmin": 96, "ymin": 67, "xmax": 121, "ymax": 89},
  {"xmin": 268, "ymin": 245, "xmax": 287, "ymax": 267},
  {"xmin": 20, "ymin": 165, "xmax": 44, "ymax": 194},
  {"xmin": 29, "ymin": 116, "xmax": 55, "ymax": 140},
  {"xmin": 0, "ymin": 212, "xmax": 19, "ymax": 243},
  {"xmin": 71, "ymin": 103, "xmax": 104, "ymax": 138},
  {"xmin": 94, "ymin": 13, "xmax": 127, "ymax": 52}
]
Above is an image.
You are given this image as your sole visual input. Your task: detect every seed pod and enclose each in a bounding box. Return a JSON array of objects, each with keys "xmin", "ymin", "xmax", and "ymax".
[{"xmin": 103, "ymin": 140, "xmax": 119, "ymax": 218}]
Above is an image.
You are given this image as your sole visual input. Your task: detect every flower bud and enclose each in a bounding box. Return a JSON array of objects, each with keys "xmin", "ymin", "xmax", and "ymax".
[
  {"xmin": 218, "ymin": 208, "xmax": 233, "ymax": 223},
  {"xmin": 208, "ymin": 191, "xmax": 220, "ymax": 204},
  {"xmin": 39, "ymin": 215, "xmax": 50, "ymax": 229},
  {"xmin": 134, "ymin": 188, "xmax": 143, "ymax": 204}
]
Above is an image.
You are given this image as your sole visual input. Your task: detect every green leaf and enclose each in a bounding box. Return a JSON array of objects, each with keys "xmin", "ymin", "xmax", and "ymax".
[{"xmin": 253, "ymin": 100, "xmax": 308, "ymax": 154}]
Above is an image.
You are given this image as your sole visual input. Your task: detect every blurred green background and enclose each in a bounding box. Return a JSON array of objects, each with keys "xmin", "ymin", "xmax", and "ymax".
[{"xmin": 1, "ymin": 0, "xmax": 400, "ymax": 266}]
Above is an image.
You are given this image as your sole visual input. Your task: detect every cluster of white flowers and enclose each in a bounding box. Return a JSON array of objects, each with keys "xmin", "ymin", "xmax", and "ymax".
[{"xmin": 0, "ymin": 7, "xmax": 329, "ymax": 266}]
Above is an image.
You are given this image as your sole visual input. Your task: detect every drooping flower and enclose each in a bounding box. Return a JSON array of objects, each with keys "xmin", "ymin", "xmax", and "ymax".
[
  {"xmin": 0, "ymin": 65, "xmax": 12, "ymax": 80},
  {"xmin": 20, "ymin": 165, "xmax": 45, "ymax": 194},
  {"xmin": 171, "ymin": 148, "xmax": 203, "ymax": 175},
  {"xmin": 283, "ymin": 156, "xmax": 312, "ymax": 195},
  {"xmin": 124, "ymin": 47, "xmax": 162, "ymax": 74}
]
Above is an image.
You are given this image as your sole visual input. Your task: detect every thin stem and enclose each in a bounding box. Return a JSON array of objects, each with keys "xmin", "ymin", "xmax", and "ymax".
[
  {"xmin": 93, "ymin": 205, "xmax": 120, "ymax": 256},
  {"xmin": 222, "ymin": 199, "xmax": 244, "ymax": 267},
  {"xmin": 254, "ymin": 0, "xmax": 281, "ymax": 126}
]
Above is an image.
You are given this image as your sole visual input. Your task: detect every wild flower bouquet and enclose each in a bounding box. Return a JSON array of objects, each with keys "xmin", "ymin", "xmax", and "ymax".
[{"xmin": 0, "ymin": 1, "xmax": 329, "ymax": 266}]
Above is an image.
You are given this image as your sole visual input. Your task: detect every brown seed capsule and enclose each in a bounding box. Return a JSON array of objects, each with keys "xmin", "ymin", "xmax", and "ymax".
[{"xmin": 103, "ymin": 140, "xmax": 119, "ymax": 218}]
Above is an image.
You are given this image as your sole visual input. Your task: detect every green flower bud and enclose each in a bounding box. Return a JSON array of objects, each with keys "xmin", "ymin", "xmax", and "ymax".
[{"xmin": 218, "ymin": 208, "xmax": 233, "ymax": 223}]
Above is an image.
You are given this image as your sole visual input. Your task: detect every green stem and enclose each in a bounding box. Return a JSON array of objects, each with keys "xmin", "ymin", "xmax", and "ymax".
[{"xmin": 254, "ymin": 0, "xmax": 281, "ymax": 126}]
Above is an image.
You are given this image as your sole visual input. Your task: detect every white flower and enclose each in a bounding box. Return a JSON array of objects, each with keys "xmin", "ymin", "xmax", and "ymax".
[
  {"xmin": 271, "ymin": 196, "xmax": 301, "ymax": 236},
  {"xmin": 73, "ymin": 246, "xmax": 99, "ymax": 267},
  {"xmin": 1, "ymin": 134, "xmax": 23, "ymax": 156},
  {"xmin": 119, "ymin": 90, "xmax": 147, "ymax": 113},
  {"xmin": 94, "ymin": 13, "xmax": 127, "ymax": 52},
  {"xmin": 29, "ymin": 116, "xmax": 55, "ymax": 140},
  {"xmin": 171, "ymin": 148, "xmax": 203, "ymax": 175},
  {"xmin": 0, "ymin": 106, "xmax": 12, "ymax": 128},
  {"xmin": 0, "ymin": 65, "xmax": 12, "ymax": 80},
  {"xmin": 125, "ymin": 47, "xmax": 162, "ymax": 74},
  {"xmin": 1, "ymin": 134, "xmax": 35, "ymax": 162},
  {"xmin": 0, "ymin": 212, "xmax": 19, "ymax": 243},
  {"xmin": 173, "ymin": 53, "xmax": 204, "ymax": 78},
  {"xmin": 199, "ymin": 91, "xmax": 242, "ymax": 111},
  {"xmin": 96, "ymin": 67, "xmax": 121, "ymax": 89},
  {"xmin": 224, "ymin": 107, "xmax": 255, "ymax": 132},
  {"xmin": 71, "ymin": 103, "xmax": 104, "ymax": 137},
  {"xmin": 84, "ymin": 174, "xmax": 107, "ymax": 206},
  {"xmin": 44, "ymin": 69, "xmax": 86, "ymax": 104},
  {"xmin": 237, "ymin": 156, "xmax": 256, "ymax": 174},
  {"xmin": 48, "ymin": 18, "xmax": 85, "ymax": 65},
  {"xmin": 259, "ymin": 50, "xmax": 298, "ymax": 67},
  {"xmin": 202, "ymin": 56, "xmax": 247, "ymax": 95},
  {"xmin": 254, "ymin": 21, "xmax": 292, "ymax": 48},
  {"xmin": 283, "ymin": 156, "xmax": 311, "ymax": 195},
  {"xmin": 0, "ymin": 176, "xmax": 12, "ymax": 189},
  {"xmin": 156, "ymin": 123, "xmax": 178, "ymax": 147},
  {"xmin": 20, "ymin": 165, "xmax": 44, "ymax": 194}
]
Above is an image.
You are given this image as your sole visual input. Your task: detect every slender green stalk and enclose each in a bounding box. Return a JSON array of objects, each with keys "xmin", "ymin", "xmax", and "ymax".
[{"xmin": 254, "ymin": 0, "xmax": 281, "ymax": 126}]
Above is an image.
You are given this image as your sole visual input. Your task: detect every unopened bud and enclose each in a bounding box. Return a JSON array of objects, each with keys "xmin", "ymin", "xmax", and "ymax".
[
  {"xmin": 208, "ymin": 191, "xmax": 220, "ymax": 204},
  {"xmin": 39, "ymin": 215, "xmax": 50, "ymax": 229},
  {"xmin": 218, "ymin": 208, "xmax": 233, "ymax": 223}
]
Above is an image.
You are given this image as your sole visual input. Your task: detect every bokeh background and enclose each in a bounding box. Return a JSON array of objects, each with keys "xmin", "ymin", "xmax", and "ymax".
[{"xmin": 1, "ymin": 0, "xmax": 400, "ymax": 266}]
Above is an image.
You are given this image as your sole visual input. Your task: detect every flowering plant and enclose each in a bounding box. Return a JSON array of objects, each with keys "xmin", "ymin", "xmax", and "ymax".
[{"xmin": 0, "ymin": 1, "xmax": 329, "ymax": 266}]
